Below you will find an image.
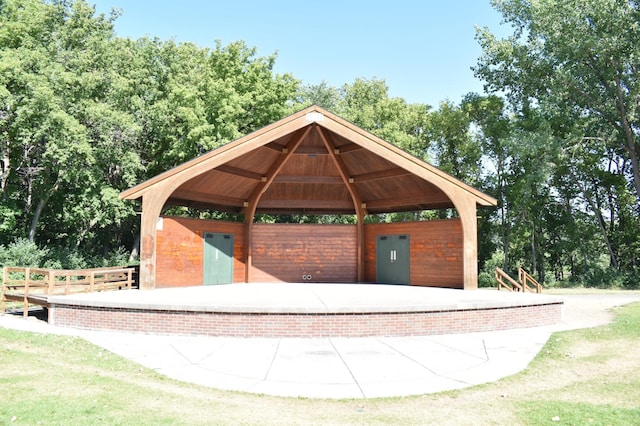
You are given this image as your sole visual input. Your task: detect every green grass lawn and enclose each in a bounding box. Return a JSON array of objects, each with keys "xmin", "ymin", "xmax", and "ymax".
[{"xmin": 1, "ymin": 302, "xmax": 639, "ymax": 425}]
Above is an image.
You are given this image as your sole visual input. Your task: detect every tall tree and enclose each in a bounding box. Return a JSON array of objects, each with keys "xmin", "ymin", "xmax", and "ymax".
[
  {"xmin": 0, "ymin": 0, "xmax": 298, "ymax": 263},
  {"xmin": 475, "ymin": 0, "xmax": 640, "ymax": 202},
  {"xmin": 0, "ymin": 0, "xmax": 123, "ymax": 242},
  {"xmin": 425, "ymin": 100, "xmax": 481, "ymax": 186},
  {"xmin": 338, "ymin": 78, "xmax": 430, "ymax": 158}
]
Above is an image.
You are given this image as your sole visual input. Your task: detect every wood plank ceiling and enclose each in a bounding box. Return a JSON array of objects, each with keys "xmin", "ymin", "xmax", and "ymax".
[{"xmin": 168, "ymin": 123, "xmax": 453, "ymax": 215}]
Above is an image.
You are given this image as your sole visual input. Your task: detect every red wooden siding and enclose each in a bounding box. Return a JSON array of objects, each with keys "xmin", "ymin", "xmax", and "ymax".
[
  {"xmin": 155, "ymin": 217, "xmax": 244, "ymax": 287},
  {"xmin": 364, "ymin": 220, "xmax": 463, "ymax": 288},
  {"xmin": 155, "ymin": 217, "xmax": 462, "ymax": 288},
  {"xmin": 250, "ymin": 224, "xmax": 358, "ymax": 282}
]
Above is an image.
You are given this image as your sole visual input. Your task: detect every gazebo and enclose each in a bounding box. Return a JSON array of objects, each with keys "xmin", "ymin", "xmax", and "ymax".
[{"xmin": 120, "ymin": 105, "xmax": 496, "ymax": 290}]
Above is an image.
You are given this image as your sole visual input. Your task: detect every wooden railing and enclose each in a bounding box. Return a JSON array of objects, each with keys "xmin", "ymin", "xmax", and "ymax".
[
  {"xmin": 518, "ymin": 267, "xmax": 542, "ymax": 293},
  {"xmin": 495, "ymin": 267, "xmax": 523, "ymax": 292},
  {"xmin": 1, "ymin": 266, "xmax": 135, "ymax": 318},
  {"xmin": 495, "ymin": 267, "xmax": 543, "ymax": 293}
]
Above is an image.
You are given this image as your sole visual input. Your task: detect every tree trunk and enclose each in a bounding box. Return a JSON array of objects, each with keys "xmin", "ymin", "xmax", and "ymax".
[
  {"xmin": 613, "ymin": 74, "xmax": 640, "ymax": 202},
  {"xmin": 584, "ymin": 189, "xmax": 619, "ymax": 271},
  {"xmin": 538, "ymin": 249, "xmax": 545, "ymax": 284},
  {"xmin": 530, "ymin": 221, "xmax": 537, "ymax": 276},
  {"xmin": 0, "ymin": 138, "xmax": 9, "ymax": 195},
  {"xmin": 129, "ymin": 233, "xmax": 140, "ymax": 262},
  {"xmin": 28, "ymin": 179, "xmax": 60, "ymax": 242},
  {"xmin": 28, "ymin": 197, "xmax": 47, "ymax": 242}
]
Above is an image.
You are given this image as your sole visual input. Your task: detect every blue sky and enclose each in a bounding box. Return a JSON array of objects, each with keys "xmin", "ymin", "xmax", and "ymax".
[{"xmin": 92, "ymin": 1, "xmax": 510, "ymax": 108}]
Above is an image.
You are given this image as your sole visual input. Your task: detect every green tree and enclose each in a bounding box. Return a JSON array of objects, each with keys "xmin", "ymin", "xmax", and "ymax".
[
  {"xmin": 296, "ymin": 81, "xmax": 341, "ymax": 111},
  {"xmin": 338, "ymin": 78, "xmax": 429, "ymax": 157},
  {"xmin": 425, "ymin": 100, "xmax": 481, "ymax": 186},
  {"xmin": 0, "ymin": 0, "xmax": 122, "ymax": 243},
  {"xmin": 475, "ymin": 0, "xmax": 640, "ymax": 201},
  {"xmin": 0, "ymin": 0, "xmax": 298, "ymax": 263}
]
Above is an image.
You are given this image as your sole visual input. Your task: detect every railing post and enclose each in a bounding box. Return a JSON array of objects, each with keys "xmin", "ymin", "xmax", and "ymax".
[
  {"xmin": 48, "ymin": 269, "xmax": 55, "ymax": 295},
  {"xmin": 89, "ymin": 271, "xmax": 95, "ymax": 293},
  {"xmin": 1, "ymin": 266, "xmax": 7, "ymax": 315},
  {"xmin": 23, "ymin": 267, "xmax": 30, "ymax": 318}
]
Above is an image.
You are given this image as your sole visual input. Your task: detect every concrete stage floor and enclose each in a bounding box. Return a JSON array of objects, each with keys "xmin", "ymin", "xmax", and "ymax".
[
  {"xmin": 46, "ymin": 284, "xmax": 565, "ymax": 337},
  {"xmin": 48, "ymin": 283, "xmax": 562, "ymax": 313}
]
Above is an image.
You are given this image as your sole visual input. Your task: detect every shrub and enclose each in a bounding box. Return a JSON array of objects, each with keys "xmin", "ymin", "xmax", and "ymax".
[
  {"xmin": 621, "ymin": 269, "xmax": 640, "ymax": 290},
  {"xmin": 582, "ymin": 266, "xmax": 624, "ymax": 288},
  {"xmin": 0, "ymin": 238, "xmax": 50, "ymax": 268},
  {"xmin": 478, "ymin": 250, "xmax": 505, "ymax": 288}
]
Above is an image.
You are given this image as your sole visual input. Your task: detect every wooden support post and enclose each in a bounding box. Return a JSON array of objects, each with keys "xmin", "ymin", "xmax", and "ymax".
[
  {"xmin": 23, "ymin": 267, "xmax": 29, "ymax": 318},
  {"xmin": 244, "ymin": 217, "xmax": 253, "ymax": 283},
  {"xmin": 356, "ymin": 211, "xmax": 365, "ymax": 282},
  {"xmin": 448, "ymin": 194, "xmax": 479, "ymax": 290},
  {"xmin": 48, "ymin": 270, "xmax": 55, "ymax": 295},
  {"xmin": 1, "ymin": 266, "xmax": 7, "ymax": 315}
]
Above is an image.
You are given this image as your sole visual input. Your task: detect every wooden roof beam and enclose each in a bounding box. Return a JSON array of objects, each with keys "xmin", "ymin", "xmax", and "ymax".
[
  {"xmin": 317, "ymin": 126, "xmax": 367, "ymax": 282},
  {"xmin": 272, "ymin": 175, "xmax": 344, "ymax": 184},
  {"xmin": 364, "ymin": 195, "xmax": 453, "ymax": 210},
  {"xmin": 334, "ymin": 143, "xmax": 362, "ymax": 154},
  {"xmin": 244, "ymin": 125, "xmax": 314, "ymax": 216},
  {"xmin": 243, "ymin": 126, "xmax": 312, "ymax": 283},
  {"xmin": 351, "ymin": 168, "xmax": 410, "ymax": 183},
  {"xmin": 292, "ymin": 146, "xmax": 330, "ymax": 155},
  {"xmin": 168, "ymin": 190, "xmax": 245, "ymax": 208},
  {"xmin": 264, "ymin": 142, "xmax": 287, "ymax": 153},
  {"xmin": 316, "ymin": 127, "xmax": 367, "ymax": 215},
  {"xmin": 216, "ymin": 164, "xmax": 265, "ymax": 181},
  {"xmin": 257, "ymin": 199, "xmax": 354, "ymax": 209}
]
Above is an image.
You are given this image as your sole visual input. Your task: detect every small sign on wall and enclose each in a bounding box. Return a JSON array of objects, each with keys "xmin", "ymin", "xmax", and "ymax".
[{"xmin": 156, "ymin": 217, "xmax": 163, "ymax": 231}]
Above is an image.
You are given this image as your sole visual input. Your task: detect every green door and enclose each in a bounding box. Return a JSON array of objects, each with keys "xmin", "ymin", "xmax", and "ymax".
[
  {"xmin": 376, "ymin": 235, "xmax": 410, "ymax": 284},
  {"xmin": 204, "ymin": 233, "xmax": 234, "ymax": 285}
]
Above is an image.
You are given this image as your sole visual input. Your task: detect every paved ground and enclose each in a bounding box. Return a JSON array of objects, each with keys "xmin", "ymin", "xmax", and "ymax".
[{"xmin": 1, "ymin": 292, "xmax": 639, "ymax": 399}]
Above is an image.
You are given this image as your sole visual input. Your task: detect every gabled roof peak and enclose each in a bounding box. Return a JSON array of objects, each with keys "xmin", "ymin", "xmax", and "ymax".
[{"xmin": 120, "ymin": 105, "xmax": 497, "ymax": 213}]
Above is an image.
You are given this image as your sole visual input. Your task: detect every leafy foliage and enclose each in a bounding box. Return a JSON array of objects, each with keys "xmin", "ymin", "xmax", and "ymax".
[
  {"xmin": 472, "ymin": 0, "xmax": 640, "ymax": 285},
  {"xmin": 0, "ymin": 0, "xmax": 297, "ymax": 266},
  {"xmin": 1, "ymin": 0, "xmax": 638, "ymax": 288}
]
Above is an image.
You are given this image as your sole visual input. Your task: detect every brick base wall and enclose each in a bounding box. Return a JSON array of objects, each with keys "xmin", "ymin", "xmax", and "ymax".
[{"xmin": 50, "ymin": 302, "xmax": 563, "ymax": 338}]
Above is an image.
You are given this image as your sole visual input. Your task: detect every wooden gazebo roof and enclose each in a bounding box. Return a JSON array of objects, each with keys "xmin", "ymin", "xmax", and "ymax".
[
  {"xmin": 121, "ymin": 105, "xmax": 496, "ymax": 290},
  {"xmin": 121, "ymin": 105, "xmax": 496, "ymax": 215}
]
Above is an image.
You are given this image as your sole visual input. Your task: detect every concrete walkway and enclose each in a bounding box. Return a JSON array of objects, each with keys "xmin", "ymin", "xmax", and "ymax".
[{"xmin": 1, "ymin": 293, "xmax": 639, "ymax": 399}]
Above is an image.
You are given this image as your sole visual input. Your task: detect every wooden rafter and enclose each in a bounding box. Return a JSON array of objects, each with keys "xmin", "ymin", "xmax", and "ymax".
[
  {"xmin": 169, "ymin": 191, "xmax": 245, "ymax": 207},
  {"xmin": 257, "ymin": 199, "xmax": 354, "ymax": 209},
  {"xmin": 272, "ymin": 175, "xmax": 343, "ymax": 184},
  {"xmin": 216, "ymin": 164, "xmax": 264, "ymax": 181},
  {"xmin": 244, "ymin": 125, "xmax": 313, "ymax": 214},
  {"xmin": 317, "ymin": 126, "xmax": 367, "ymax": 281},
  {"xmin": 335, "ymin": 143, "xmax": 362, "ymax": 154},
  {"xmin": 351, "ymin": 168, "xmax": 410, "ymax": 182},
  {"xmin": 292, "ymin": 146, "xmax": 330, "ymax": 155},
  {"xmin": 365, "ymin": 195, "xmax": 453, "ymax": 210},
  {"xmin": 243, "ymin": 125, "xmax": 313, "ymax": 282},
  {"xmin": 316, "ymin": 127, "xmax": 366, "ymax": 213},
  {"xmin": 264, "ymin": 142, "xmax": 287, "ymax": 153}
]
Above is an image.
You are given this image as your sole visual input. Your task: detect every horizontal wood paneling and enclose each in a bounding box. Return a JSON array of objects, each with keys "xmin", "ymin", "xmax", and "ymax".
[
  {"xmin": 364, "ymin": 220, "xmax": 463, "ymax": 288},
  {"xmin": 155, "ymin": 217, "xmax": 462, "ymax": 288},
  {"xmin": 251, "ymin": 224, "xmax": 358, "ymax": 283},
  {"xmin": 156, "ymin": 217, "xmax": 244, "ymax": 287}
]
